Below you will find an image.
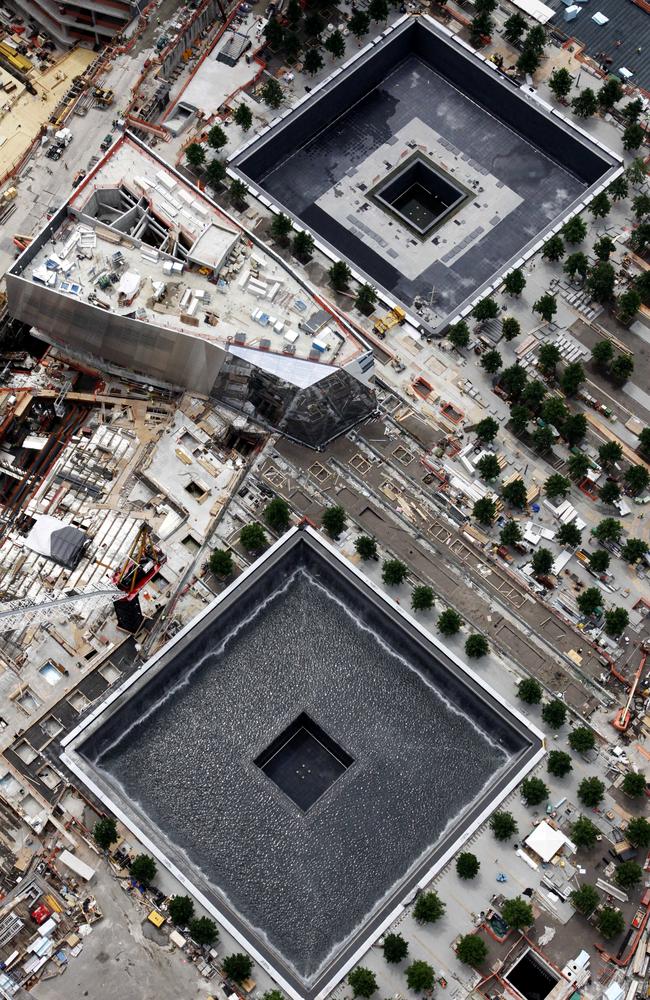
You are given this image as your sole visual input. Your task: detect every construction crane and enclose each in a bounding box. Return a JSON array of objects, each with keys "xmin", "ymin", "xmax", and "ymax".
[
  {"xmin": 113, "ymin": 523, "xmax": 165, "ymax": 600},
  {"xmin": 611, "ymin": 647, "xmax": 648, "ymax": 732}
]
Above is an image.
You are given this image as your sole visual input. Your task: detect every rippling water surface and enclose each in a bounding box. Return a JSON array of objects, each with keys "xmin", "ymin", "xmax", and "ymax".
[{"xmin": 97, "ymin": 569, "xmax": 507, "ymax": 979}]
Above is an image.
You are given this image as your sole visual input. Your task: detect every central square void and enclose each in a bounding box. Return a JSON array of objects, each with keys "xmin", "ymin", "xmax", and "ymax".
[
  {"xmin": 255, "ymin": 712, "xmax": 353, "ymax": 811},
  {"xmin": 372, "ymin": 155, "xmax": 466, "ymax": 236}
]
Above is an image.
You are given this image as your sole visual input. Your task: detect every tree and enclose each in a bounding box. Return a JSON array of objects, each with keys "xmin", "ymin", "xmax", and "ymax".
[
  {"xmin": 185, "ymin": 142, "xmax": 205, "ymax": 169},
  {"xmin": 632, "ymin": 192, "xmax": 650, "ymax": 220},
  {"xmin": 521, "ymin": 777, "xmax": 549, "ymax": 805},
  {"xmin": 355, "ymin": 535, "xmax": 377, "ymax": 560},
  {"xmin": 501, "ymin": 316, "xmax": 521, "ymax": 341},
  {"xmin": 369, "ymin": 0, "xmax": 389, "ymax": 20},
  {"xmin": 324, "ymin": 29, "xmax": 345, "ymax": 59},
  {"xmin": 477, "ymin": 455, "xmax": 501, "ymax": 482},
  {"xmin": 304, "ymin": 11, "xmax": 323, "ymax": 36},
  {"xmin": 189, "ymin": 916, "xmax": 218, "ymax": 946},
  {"xmin": 262, "ymin": 78, "xmax": 283, "ymax": 109},
  {"xmin": 234, "ymin": 104, "xmax": 253, "ymax": 131},
  {"xmin": 518, "ymin": 677, "xmax": 542, "ymax": 704},
  {"xmin": 449, "ymin": 323, "xmax": 470, "ymax": 349},
  {"xmin": 586, "ymin": 261, "xmax": 616, "ymax": 303},
  {"xmin": 549, "ymin": 67, "xmax": 573, "ymax": 101},
  {"xmin": 130, "ymin": 854, "xmax": 157, "ymax": 886},
  {"xmin": 503, "ymin": 268, "xmax": 526, "ymax": 296},
  {"xmin": 592, "ymin": 517, "xmax": 622, "ymax": 543},
  {"xmin": 168, "ymin": 895, "xmax": 194, "ymax": 926},
  {"xmin": 598, "ymin": 76, "xmax": 623, "ymax": 111},
  {"xmin": 411, "ymin": 585, "xmax": 434, "ymax": 612},
  {"xmin": 622, "ymin": 771, "xmax": 647, "ymax": 797},
  {"xmin": 456, "ymin": 852, "xmax": 480, "ymax": 879},
  {"xmin": 500, "ymin": 365, "xmax": 527, "ymax": 400},
  {"xmin": 561, "ymin": 362, "xmax": 585, "ymax": 396},
  {"xmin": 304, "ymin": 47, "xmax": 324, "ymax": 75},
  {"xmin": 382, "ymin": 559, "xmax": 408, "ymax": 586},
  {"xmin": 348, "ymin": 969, "xmax": 377, "ymax": 998},
  {"xmin": 500, "ymin": 521, "xmax": 522, "ymax": 546},
  {"xmin": 490, "ymin": 810, "xmax": 518, "ymax": 840},
  {"xmin": 589, "ymin": 549, "xmax": 610, "ymax": 573},
  {"xmin": 329, "ymin": 260, "xmax": 351, "ymax": 290},
  {"xmin": 208, "ymin": 124, "xmax": 227, "ymax": 150},
  {"xmin": 205, "ymin": 157, "xmax": 226, "ymax": 187},
  {"xmin": 594, "ymin": 235, "xmax": 617, "ymax": 260},
  {"xmin": 533, "ymin": 294, "xmax": 557, "ymax": 323},
  {"xmin": 545, "ymin": 474, "xmax": 571, "ymax": 500},
  {"xmin": 542, "ymin": 235, "xmax": 565, "ymax": 262},
  {"xmin": 94, "ymin": 817, "xmax": 118, "ymax": 850},
  {"xmin": 623, "ymin": 123, "xmax": 645, "ymax": 152},
  {"xmin": 383, "ymin": 933, "xmax": 408, "ymax": 964},
  {"xmin": 437, "ymin": 608, "xmax": 462, "ymax": 636},
  {"xmin": 355, "ymin": 283, "xmax": 377, "ymax": 313},
  {"xmin": 571, "ymin": 884, "xmax": 600, "ymax": 915},
  {"xmin": 271, "ymin": 212, "xmax": 292, "ymax": 243},
  {"xmin": 481, "ymin": 349, "xmax": 503, "ymax": 374},
  {"xmin": 557, "ymin": 522, "xmax": 582, "ymax": 548},
  {"xmin": 538, "ymin": 343, "xmax": 561, "ymax": 376},
  {"xmin": 223, "ymin": 954, "xmax": 253, "ymax": 984},
  {"xmin": 616, "ymin": 288, "xmax": 641, "ymax": 326},
  {"xmin": 517, "ymin": 46, "xmax": 542, "ymax": 75},
  {"xmin": 590, "ymin": 192, "xmax": 611, "ymax": 219},
  {"xmin": 286, "ymin": 0, "xmax": 301, "ymax": 26},
  {"xmin": 264, "ymin": 497, "xmax": 290, "ymax": 533},
  {"xmin": 568, "ymin": 452, "xmax": 590, "ymax": 479},
  {"xmin": 637, "ymin": 274, "xmax": 650, "ymax": 309},
  {"xmin": 264, "ymin": 17, "xmax": 285, "ymax": 48},
  {"xmin": 562, "ymin": 215, "xmax": 587, "ymax": 245},
  {"xmin": 501, "ymin": 897, "xmax": 534, "ymax": 930},
  {"xmin": 230, "ymin": 178, "xmax": 249, "ymax": 207},
  {"xmin": 322, "ymin": 505, "xmax": 346, "ymax": 539},
  {"xmin": 625, "ymin": 465, "xmax": 650, "ymax": 494},
  {"xmin": 532, "ymin": 548, "xmax": 554, "ymax": 576},
  {"xmin": 578, "ymin": 776, "xmax": 605, "ymax": 808},
  {"xmin": 577, "ymin": 587, "xmax": 603, "ymax": 616},
  {"xmin": 616, "ymin": 861, "xmax": 643, "ymax": 889},
  {"xmin": 406, "ymin": 961, "xmax": 435, "ymax": 993},
  {"xmin": 457, "ymin": 934, "xmax": 488, "ymax": 966},
  {"xmin": 572, "ymin": 88, "xmax": 597, "ymax": 118},
  {"xmin": 562, "ymin": 412, "xmax": 587, "ymax": 443},
  {"xmin": 547, "ymin": 750, "xmax": 572, "ymax": 777},
  {"xmin": 608, "ymin": 175, "xmax": 629, "ymax": 201},
  {"xmin": 509, "ymin": 405, "xmax": 530, "ymax": 435},
  {"xmin": 627, "ymin": 816, "xmax": 650, "ymax": 848},
  {"xmin": 564, "ymin": 251, "xmax": 589, "ymax": 282},
  {"xmin": 640, "ymin": 428, "xmax": 650, "ymax": 456},
  {"xmin": 622, "ymin": 537, "xmax": 649, "ymax": 563},
  {"xmin": 503, "ymin": 11, "xmax": 527, "ymax": 44},
  {"xmin": 571, "ymin": 815, "xmax": 599, "ymax": 848},
  {"xmin": 413, "ymin": 891, "xmax": 445, "ymax": 924},
  {"xmin": 503, "ymin": 478, "xmax": 528, "ymax": 508},
  {"xmin": 473, "ymin": 494, "xmax": 498, "ymax": 522},
  {"xmin": 598, "ymin": 440, "xmax": 622, "ymax": 467},
  {"xmin": 542, "ymin": 699, "xmax": 567, "ymax": 728},
  {"xmin": 471, "ymin": 10, "xmax": 494, "ymax": 44},
  {"xmin": 569, "ymin": 726, "xmax": 596, "ymax": 753},
  {"xmin": 522, "ymin": 379, "xmax": 547, "ymax": 412},
  {"xmin": 474, "ymin": 417, "xmax": 499, "ymax": 441},
  {"xmin": 630, "ymin": 220, "xmax": 650, "ymax": 254},
  {"xmin": 473, "ymin": 297, "xmax": 499, "ymax": 322},
  {"xmin": 293, "ymin": 229, "xmax": 315, "ymax": 261},
  {"xmin": 622, "ymin": 98, "xmax": 644, "ymax": 124},
  {"xmin": 240, "ymin": 522, "xmax": 267, "ymax": 551},
  {"xmin": 524, "ymin": 24, "xmax": 546, "ymax": 54},
  {"xmin": 465, "ymin": 633, "xmax": 489, "ymax": 658},
  {"xmin": 283, "ymin": 30, "xmax": 300, "ymax": 61},
  {"xmin": 600, "ymin": 480, "xmax": 621, "ymax": 505},
  {"xmin": 349, "ymin": 9, "xmax": 370, "ymax": 38},
  {"xmin": 599, "ymin": 907, "xmax": 625, "ymax": 939},
  {"xmin": 543, "ymin": 397, "xmax": 569, "ymax": 429},
  {"xmin": 210, "ymin": 548, "xmax": 234, "ymax": 577},
  {"xmin": 610, "ymin": 354, "xmax": 634, "ymax": 386}
]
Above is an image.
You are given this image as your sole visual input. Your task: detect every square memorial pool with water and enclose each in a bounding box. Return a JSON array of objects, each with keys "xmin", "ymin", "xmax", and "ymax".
[{"xmin": 63, "ymin": 527, "xmax": 543, "ymax": 1000}]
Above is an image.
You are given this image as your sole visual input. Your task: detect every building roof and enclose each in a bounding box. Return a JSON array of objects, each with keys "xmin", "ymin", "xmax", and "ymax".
[
  {"xmin": 525, "ymin": 820, "xmax": 575, "ymax": 862},
  {"xmin": 549, "ymin": 0, "xmax": 650, "ymax": 93}
]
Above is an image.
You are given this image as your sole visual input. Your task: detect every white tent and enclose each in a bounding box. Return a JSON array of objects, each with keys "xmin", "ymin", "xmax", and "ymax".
[{"xmin": 525, "ymin": 821, "xmax": 575, "ymax": 863}]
